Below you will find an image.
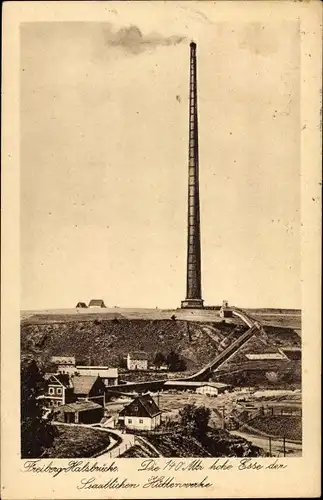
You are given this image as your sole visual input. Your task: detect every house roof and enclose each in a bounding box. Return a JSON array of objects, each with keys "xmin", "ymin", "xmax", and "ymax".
[
  {"xmin": 120, "ymin": 394, "xmax": 161, "ymax": 419},
  {"xmin": 76, "ymin": 302, "xmax": 87, "ymax": 308},
  {"xmin": 51, "ymin": 356, "xmax": 76, "ymax": 365},
  {"xmin": 76, "ymin": 366, "xmax": 118, "ymax": 378},
  {"xmin": 57, "ymin": 401, "xmax": 102, "ymax": 413},
  {"xmin": 72, "ymin": 375, "xmax": 99, "ymax": 394},
  {"xmin": 128, "ymin": 351, "xmax": 147, "ymax": 360},
  {"xmin": 89, "ymin": 299, "xmax": 106, "ymax": 307},
  {"xmin": 164, "ymin": 380, "xmax": 229, "ymax": 389},
  {"xmin": 46, "ymin": 373, "xmax": 72, "ymax": 388}
]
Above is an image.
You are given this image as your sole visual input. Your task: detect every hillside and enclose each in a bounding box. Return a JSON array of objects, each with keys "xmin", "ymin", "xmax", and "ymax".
[
  {"xmin": 21, "ymin": 315, "xmax": 301, "ymax": 382},
  {"xmin": 138, "ymin": 428, "xmax": 265, "ymax": 458},
  {"xmin": 21, "ymin": 319, "xmax": 243, "ymax": 370},
  {"xmin": 212, "ymin": 325, "xmax": 301, "ymax": 387}
]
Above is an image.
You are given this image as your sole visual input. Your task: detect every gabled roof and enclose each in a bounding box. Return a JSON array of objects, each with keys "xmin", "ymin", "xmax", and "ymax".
[
  {"xmin": 57, "ymin": 401, "xmax": 102, "ymax": 413},
  {"xmin": 120, "ymin": 394, "xmax": 161, "ymax": 419},
  {"xmin": 128, "ymin": 351, "xmax": 147, "ymax": 360},
  {"xmin": 76, "ymin": 302, "xmax": 87, "ymax": 308},
  {"xmin": 72, "ymin": 375, "xmax": 100, "ymax": 395},
  {"xmin": 88, "ymin": 299, "xmax": 106, "ymax": 307},
  {"xmin": 46, "ymin": 373, "xmax": 72, "ymax": 388}
]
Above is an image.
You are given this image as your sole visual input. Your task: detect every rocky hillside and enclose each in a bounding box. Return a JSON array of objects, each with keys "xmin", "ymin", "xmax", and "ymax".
[{"xmin": 21, "ymin": 318, "xmax": 243, "ymax": 370}]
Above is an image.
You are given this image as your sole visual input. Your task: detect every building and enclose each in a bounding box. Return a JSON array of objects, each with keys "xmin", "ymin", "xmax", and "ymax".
[
  {"xmin": 75, "ymin": 366, "xmax": 118, "ymax": 386},
  {"xmin": 50, "ymin": 356, "xmax": 76, "ymax": 375},
  {"xmin": 53, "ymin": 401, "xmax": 104, "ymax": 424},
  {"xmin": 43, "ymin": 374, "xmax": 74, "ymax": 408},
  {"xmin": 127, "ymin": 352, "xmax": 148, "ymax": 371},
  {"xmin": 72, "ymin": 375, "xmax": 106, "ymax": 407},
  {"xmin": 75, "ymin": 302, "xmax": 87, "ymax": 308},
  {"xmin": 88, "ymin": 299, "xmax": 106, "ymax": 308},
  {"xmin": 118, "ymin": 394, "xmax": 162, "ymax": 431},
  {"xmin": 181, "ymin": 42, "xmax": 204, "ymax": 310},
  {"xmin": 163, "ymin": 380, "xmax": 229, "ymax": 394},
  {"xmin": 196, "ymin": 383, "xmax": 226, "ymax": 396},
  {"xmin": 220, "ymin": 300, "xmax": 233, "ymax": 318}
]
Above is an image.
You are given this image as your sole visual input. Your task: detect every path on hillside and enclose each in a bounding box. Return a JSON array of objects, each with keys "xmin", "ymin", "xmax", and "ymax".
[{"xmin": 53, "ymin": 422, "xmax": 135, "ymax": 458}]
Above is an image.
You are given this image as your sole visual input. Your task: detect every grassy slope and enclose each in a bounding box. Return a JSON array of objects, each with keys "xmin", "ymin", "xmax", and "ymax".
[
  {"xmin": 146, "ymin": 428, "xmax": 264, "ymax": 457},
  {"xmin": 212, "ymin": 326, "xmax": 301, "ymax": 387},
  {"xmin": 247, "ymin": 415, "xmax": 302, "ymax": 441},
  {"xmin": 43, "ymin": 425, "xmax": 112, "ymax": 458},
  {"xmin": 21, "ymin": 319, "xmax": 240, "ymax": 370}
]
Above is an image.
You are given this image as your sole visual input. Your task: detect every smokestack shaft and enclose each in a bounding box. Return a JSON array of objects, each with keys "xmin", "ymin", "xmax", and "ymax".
[{"xmin": 181, "ymin": 42, "xmax": 204, "ymax": 309}]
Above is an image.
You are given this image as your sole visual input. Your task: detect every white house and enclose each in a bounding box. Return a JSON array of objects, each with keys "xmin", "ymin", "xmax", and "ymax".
[
  {"xmin": 75, "ymin": 366, "xmax": 118, "ymax": 386},
  {"xmin": 50, "ymin": 356, "xmax": 76, "ymax": 375},
  {"xmin": 127, "ymin": 352, "xmax": 148, "ymax": 371},
  {"xmin": 118, "ymin": 394, "xmax": 162, "ymax": 431},
  {"xmin": 196, "ymin": 384, "xmax": 220, "ymax": 396}
]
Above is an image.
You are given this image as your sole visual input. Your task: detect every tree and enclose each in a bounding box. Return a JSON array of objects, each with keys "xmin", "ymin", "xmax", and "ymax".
[
  {"xmin": 179, "ymin": 404, "xmax": 211, "ymax": 439},
  {"xmin": 166, "ymin": 351, "xmax": 187, "ymax": 372},
  {"xmin": 153, "ymin": 352, "xmax": 166, "ymax": 369},
  {"xmin": 21, "ymin": 359, "xmax": 58, "ymax": 458}
]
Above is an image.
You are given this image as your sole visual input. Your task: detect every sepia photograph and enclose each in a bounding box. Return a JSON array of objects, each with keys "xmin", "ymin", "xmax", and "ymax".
[
  {"xmin": 20, "ymin": 14, "xmax": 303, "ymax": 461},
  {"xmin": 1, "ymin": 2, "xmax": 321, "ymax": 498}
]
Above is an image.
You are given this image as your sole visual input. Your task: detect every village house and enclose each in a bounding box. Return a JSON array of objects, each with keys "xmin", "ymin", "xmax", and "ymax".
[
  {"xmin": 75, "ymin": 366, "xmax": 118, "ymax": 386},
  {"xmin": 196, "ymin": 383, "xmax": 229, "ymax": 396},
  {"xmin": 127, "ymin": 352, "xmax": 148, "ymax": 371},
  {"xmin": 72, "ymin": 375, "xmax": 106, "ymax": 407},
  {"xmin": 118, "ymin": 394, "xmax": 162, "ymax": 431},
  {"xmin": 50, "ymin": 356, "xmax": 76, "ymax": 375},
  {"xmin": 53, "ymin": 401, "xmax": 104, "ymax": 424},
  {"xmin": 43, "ymin": 374, "xmax": 74, "ymax": 408},
  {"xmin": 88, "ymin": 299, "xmax": 106, "ymax": 308},
  {"xmin": 75, "ymin": 302, "xmax": 87, "ymax": 308}
]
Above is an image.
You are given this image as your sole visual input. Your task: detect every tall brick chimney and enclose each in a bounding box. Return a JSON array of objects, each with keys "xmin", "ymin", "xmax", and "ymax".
[{"xmin": 181, "ymin": 41, "xmax": 204, "ymax": 309}]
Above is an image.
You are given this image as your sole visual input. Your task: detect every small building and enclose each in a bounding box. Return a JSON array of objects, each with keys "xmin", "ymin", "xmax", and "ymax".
[
  {"xmin": 163, "ymin": 380, "xmax": 229, "ymax": 394},
  {"xmin": 44, "ymin": 374, "xmax": 74, "ymax": 408},
  {"xmin": 76, "ymin": 366, "xmax": 118, "ymax": 386},
  {"xmin": 72, "ymin": 375, "xmax": 106, "ymax": 407},
  {"xmin": 196, "ymin": 383, "xmax": 223, "ymax": 396},
  {"xmin": 88, "ymin": 299, "xmax": 106, "ymax": 308},
  {"xmin": 127, "ymin": 352, "xmax": 148, "ymax": 371},
  {"xmin": 50, "ymin": 356, "xmax": 76, "ymax": 375},
  {"xmin": 118, "ymin": 394, "xmax": 162, "ymax": 431},
  {"xmin": 75, "ymin": 302, "xmax": 87, "ymax": 308},
  {"xmin": 53, "ymin": 401, "xmax": 104, "ymax": 424},
  {"xmin": 220, "ymin": 300, "xmax": 233, "ymax": 318}
]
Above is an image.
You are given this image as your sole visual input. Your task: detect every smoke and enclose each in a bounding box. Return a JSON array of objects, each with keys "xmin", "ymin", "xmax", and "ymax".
[{"xmin": 103, "ymin": 24, "xmax": 186, "ymax": 54}]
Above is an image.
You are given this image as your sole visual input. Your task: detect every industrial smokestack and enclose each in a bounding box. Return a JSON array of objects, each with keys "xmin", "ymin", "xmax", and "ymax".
[{"xmin": 181, "ymin": 41, "xmax": 204, "ymax": 309}]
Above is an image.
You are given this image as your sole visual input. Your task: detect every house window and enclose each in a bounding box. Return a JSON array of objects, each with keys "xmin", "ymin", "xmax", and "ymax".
[
  {"xmin": 49, "ymin": 387, "xmax": 54, "ymax": 395},
  {"xmin": 57, "ymin": 388, "xmax": 62, "ymax": 395},
  {"xmin": 128, "ymin": 419, "xmax": 132, "ymax": 423},
  {"xmin": 139, "ymin": 419, "xmax": 143, "ymax": 424}
]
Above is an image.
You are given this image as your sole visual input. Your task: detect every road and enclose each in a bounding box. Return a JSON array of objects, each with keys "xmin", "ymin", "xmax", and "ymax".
[{"xmin": 230, "ymin": 430, "xmax": 302, "ymax": 457}]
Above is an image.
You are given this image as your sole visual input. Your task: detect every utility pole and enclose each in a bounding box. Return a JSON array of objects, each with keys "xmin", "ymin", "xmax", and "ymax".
[
  {"xmin": 283, "ymin": 436, "xmax": 286, "ymax": 457},
  {"xmin": 269, "ymin": 436, "xmax": 272, "ymax": 457}
]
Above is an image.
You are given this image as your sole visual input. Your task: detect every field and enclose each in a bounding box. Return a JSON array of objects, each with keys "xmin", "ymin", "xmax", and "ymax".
[
  {"xmin": 42, "ymin": 425, "xmax": 113, "ymax": 458},
  {"xmin": 247, "ymin": 415, "xmax": 302, "ymax": 441}
]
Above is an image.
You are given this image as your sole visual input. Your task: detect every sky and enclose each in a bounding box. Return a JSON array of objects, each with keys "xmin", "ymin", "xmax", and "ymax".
[{"xmin": 20, "ymin": 4, "xmax": 301, "ymax": 310}]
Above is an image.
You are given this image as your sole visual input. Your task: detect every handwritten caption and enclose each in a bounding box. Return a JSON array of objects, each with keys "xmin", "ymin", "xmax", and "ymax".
[{"xmin": 22, "ymin": 458, "xmax": 287, "ymax": 490}]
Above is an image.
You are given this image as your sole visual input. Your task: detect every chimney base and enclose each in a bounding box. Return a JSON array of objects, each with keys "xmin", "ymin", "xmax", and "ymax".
[{"xmin": 181, "ymin": 299, "xmax": 204, "ymax": 309}]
